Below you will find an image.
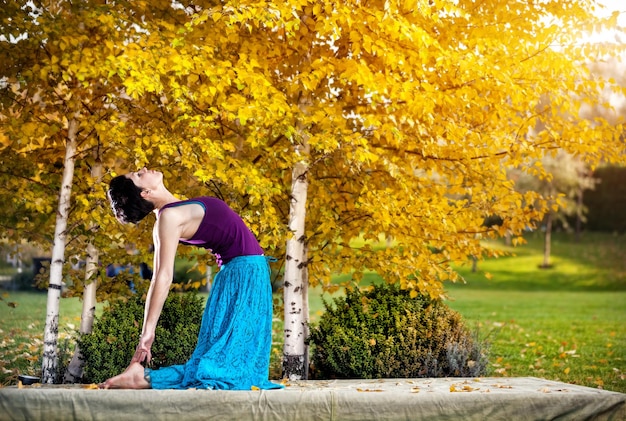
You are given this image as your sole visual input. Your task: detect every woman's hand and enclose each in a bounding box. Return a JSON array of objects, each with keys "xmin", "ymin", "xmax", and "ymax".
[{"xmin": 131, "ymin": 332, "xmax": 155, "ymax": 364}]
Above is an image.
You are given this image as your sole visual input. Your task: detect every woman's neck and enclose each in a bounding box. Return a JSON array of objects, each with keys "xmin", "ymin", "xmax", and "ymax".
[{"xmin": 150, "ymin": 188, "xmax": 180, "ymax": 211}]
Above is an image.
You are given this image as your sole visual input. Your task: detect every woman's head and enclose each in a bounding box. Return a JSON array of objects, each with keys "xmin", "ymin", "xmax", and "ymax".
[{"xmin": 108, "ymin": 175, "xmax": 155, "ymax": 224}]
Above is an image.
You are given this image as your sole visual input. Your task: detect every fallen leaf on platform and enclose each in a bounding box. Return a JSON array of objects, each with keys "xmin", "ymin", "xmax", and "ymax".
[
  {"xmin": 410, "ymin": 387, "xmax": 420, "ymax": 393},
  {"xmin": 356, "ymin": 388, "xmax": 384, "ymax": 392},
  {"xmin": 82, "ymin": 384, "xmax": 99, "ymax": 389},
  {"xmin": 450, "ymin": 384, "xmax": 478, "ymax": 392}
]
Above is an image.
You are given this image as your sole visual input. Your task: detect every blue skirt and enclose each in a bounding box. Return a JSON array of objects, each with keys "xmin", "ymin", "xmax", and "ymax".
[{"xmin": 148, "ymin": 255, "xmax": 283, "ymax": 390}]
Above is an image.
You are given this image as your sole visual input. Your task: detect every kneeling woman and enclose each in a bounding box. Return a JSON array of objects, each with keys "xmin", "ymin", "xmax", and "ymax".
[{"xmin": 102, "ymin": 167, "xmax": 281, "ymax": 390}]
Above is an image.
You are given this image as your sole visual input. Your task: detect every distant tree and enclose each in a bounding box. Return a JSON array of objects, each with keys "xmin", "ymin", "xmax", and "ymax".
[{"xmin": 509, "ymin": 150, "xmax": 597, "ymax": 268}]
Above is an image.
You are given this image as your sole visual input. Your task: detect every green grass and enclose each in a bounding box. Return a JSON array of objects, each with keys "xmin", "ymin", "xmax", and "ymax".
[
  {"xmin": 452, "ymin": 231, "xmax": 626, "ymax": 291},
  {"xmin": 444, "ymin": 289, "xmax": 625, "ymax": 392},
  {"xmin": 0, "ymin": 291, "xmax": 101, "ymax": 386},
  {"xmin": 441, "ymin": 231, "xmax": 626, "ymax": 393},
  {"xmin": 1, "ymin": 231, "xmax": 624, "ymax": 393}
]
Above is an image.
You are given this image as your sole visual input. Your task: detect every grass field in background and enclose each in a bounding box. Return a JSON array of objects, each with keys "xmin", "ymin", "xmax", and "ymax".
[
  {"xmin": 1, "ymin": 231, "xmax": 624, "ymax": 392},
  {"xmin": 443, "ymin": 231, "xmax": 625, "ymax": 392},
  {"xmin": 0, "ymin": 291, "xmax": 98, "ymax": 386}
]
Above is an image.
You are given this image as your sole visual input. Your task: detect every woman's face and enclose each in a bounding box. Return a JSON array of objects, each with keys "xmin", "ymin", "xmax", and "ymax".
[{"xmin": 125, "ymin": 167, "xmax": 163, "ymax": 191}]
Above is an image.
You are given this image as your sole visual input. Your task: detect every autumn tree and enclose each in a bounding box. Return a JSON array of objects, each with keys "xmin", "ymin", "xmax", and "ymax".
[
  {"xmin": 3, "ymin": 0, "xmax": 625, "ymax": 383},
  {"xmin": 0, "ymin": 0, "xmax": 171, "ymax": 383},
  {"xmin": 0, "ymin": 0, "xmax": 248, "ymax": 383},
  {"xmin": 100, "ymin": 0, "xmax": 625, "ymax": 379}
]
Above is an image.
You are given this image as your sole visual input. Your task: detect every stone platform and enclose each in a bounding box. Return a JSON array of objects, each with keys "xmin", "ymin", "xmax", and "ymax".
[{"xmin": 0, "ymin": 377, "xmax": 624, "ymax": 420}]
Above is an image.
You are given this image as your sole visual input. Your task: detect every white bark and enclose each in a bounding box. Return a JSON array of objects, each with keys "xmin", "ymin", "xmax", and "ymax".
[
  {"xmin": 63, "ymin": 243, "xmax": 99, "ymax": 383},
  {"xmin": 42, "ymin": 119, "xmax": 78, "ymax": 384},
  {"xmin": 282, "ymin": 161, "xmax": 309, "ymax": 380},
  {"xmin": 63, "ymin": 160, "xmax": 102, "ymax": 383}
]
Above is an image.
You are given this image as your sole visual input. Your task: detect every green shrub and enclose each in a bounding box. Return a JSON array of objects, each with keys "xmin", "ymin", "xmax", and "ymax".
[
  {"xmin": 78, "ymin": 293, "xmax": 204, "ymax": 384},
  {"xmin": 10, "ymin": 270, "xmax": 36, "ymax": 291},
  {"xmin": 308, "ymin": 283, "xmax": 488, "ymax": 379}
]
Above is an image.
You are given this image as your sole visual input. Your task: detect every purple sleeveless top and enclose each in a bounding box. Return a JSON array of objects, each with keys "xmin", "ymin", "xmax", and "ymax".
[{"xmin": 160, "ymin": 197, "xmax": 263, "ymax": 264}]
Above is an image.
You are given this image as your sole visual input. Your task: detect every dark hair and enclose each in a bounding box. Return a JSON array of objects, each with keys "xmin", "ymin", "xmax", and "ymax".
[{"xmin": 107, "ymin": 175, "xmax": 155, "ymax": 224}]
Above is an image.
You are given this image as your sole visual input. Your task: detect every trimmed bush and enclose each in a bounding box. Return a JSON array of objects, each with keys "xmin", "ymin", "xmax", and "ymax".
[
  {"xmin": 79, "ymin": 293, "xmax": 204, "ymax": 384},
  {"xmin": 308, "ymin": 283, "xmax": 488, "ymax": 379}
]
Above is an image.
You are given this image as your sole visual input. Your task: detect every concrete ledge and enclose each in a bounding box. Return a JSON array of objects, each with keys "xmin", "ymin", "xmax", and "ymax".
[{"xmin": 0, "ymin": 377, "xmax": 624, "ymax": 421}]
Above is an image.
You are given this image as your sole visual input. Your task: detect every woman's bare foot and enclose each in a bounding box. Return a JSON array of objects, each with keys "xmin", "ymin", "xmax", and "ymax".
[{"xmin": 99, "ymin": 362, "xmax": 151, "ymax": 389}]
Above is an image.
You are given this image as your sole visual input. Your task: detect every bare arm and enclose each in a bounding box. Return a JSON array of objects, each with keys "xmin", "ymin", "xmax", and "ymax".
[{"xmin": 131, "ymin": 210, "xmax": 182, "ymax": 364}]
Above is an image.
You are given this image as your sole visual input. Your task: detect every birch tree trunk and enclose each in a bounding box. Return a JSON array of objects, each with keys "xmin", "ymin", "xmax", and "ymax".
[
  {"xmin": 63, "ymin": 159, "xmax": 102, "ymax": 383},
  {"xmin": 42, "ymin": 119, "xmax": 78, "ymax": 384},
  {"xmin": 541, "ymin": 212, "xmax": 553, "ymax": 269},
  {"xmin": 282, "ymin": 160, "xmax": 309, "ymax": 380},
  {"xmin": 63, "ymin": 244, "xmax": 99, "ymax": 383}
]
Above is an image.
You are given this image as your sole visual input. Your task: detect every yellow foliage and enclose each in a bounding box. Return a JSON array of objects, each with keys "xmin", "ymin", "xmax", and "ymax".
[{"xmin": 1, "ymin": 0, "xmax": 625, "ymax": 304}]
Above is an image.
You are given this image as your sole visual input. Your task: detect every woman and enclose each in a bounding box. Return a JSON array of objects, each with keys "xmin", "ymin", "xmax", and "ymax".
[{"xmin": 101, "ymin": 167, "xmax": 281, "ymax": 390}]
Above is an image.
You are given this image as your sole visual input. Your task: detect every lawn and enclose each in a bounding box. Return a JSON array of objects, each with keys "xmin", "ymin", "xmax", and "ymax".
[
  {"xmin": 442, "ymin": 231, "xmax": 626, "ymax": 393},
  {"xmin": 0, "ymin": 231, "xmax": 624, "ymax": 393},
  {"xmin": 0, "ymin": 290, "xmax": 98, "ymax": 386}
]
